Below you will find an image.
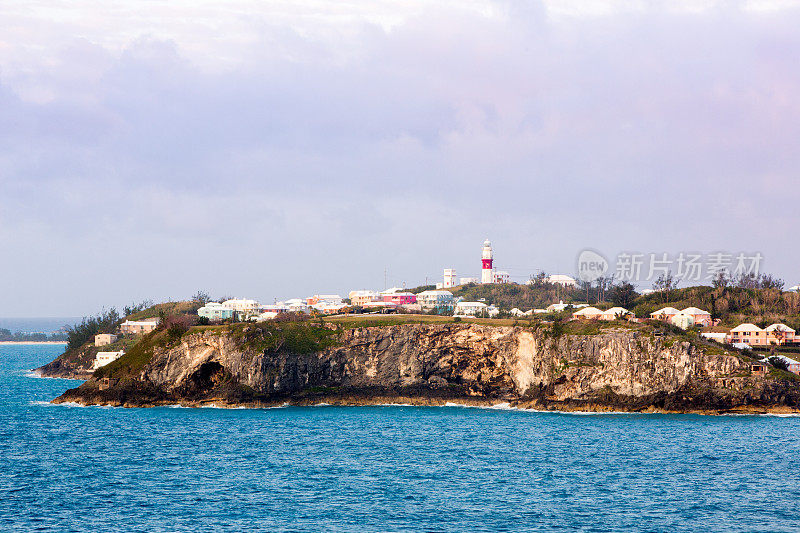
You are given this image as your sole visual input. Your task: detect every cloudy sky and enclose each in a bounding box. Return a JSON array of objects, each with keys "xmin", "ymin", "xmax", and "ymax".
[{"xmin": 1, "ymin": 0, "xmax": 798, "ymax": 316}]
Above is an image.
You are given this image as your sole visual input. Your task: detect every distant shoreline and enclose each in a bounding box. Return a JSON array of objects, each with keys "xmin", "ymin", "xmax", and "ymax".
[{"xmin": 0, "ymin": 341, "xmax": 67, "ymax": 345}]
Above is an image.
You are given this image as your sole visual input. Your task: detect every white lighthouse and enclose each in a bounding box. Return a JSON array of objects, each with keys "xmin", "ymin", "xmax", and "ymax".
[{"xmin": 481, "ymin": 239, "xmax": 493, "ymax": 284}]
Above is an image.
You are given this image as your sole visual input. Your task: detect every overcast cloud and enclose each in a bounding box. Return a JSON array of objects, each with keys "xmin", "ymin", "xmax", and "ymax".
[{"xmin": 1, "ymin": 0, "xmax": 799, "ymax": 316}]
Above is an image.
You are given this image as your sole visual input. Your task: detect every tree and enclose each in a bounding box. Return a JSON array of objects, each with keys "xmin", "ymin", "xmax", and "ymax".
[
  {"xmin": 193, "ymin": 291, "xmax": 211, "ymax": 305},
  {"xmin": 768, "ymin": 356, "xmax": 789, "ymax": 372},
  {"xmin": 608, "ymin": 281, "xmax": 638, "ymax": 308},
  {"xmin": 652, "ymin": 272, "xmax": 677, "ymax": 303},
  {"xmin": 758, "ymin": 274, "xmax": 785, "ymax": 291},
  {"xmin": 712, "ymin": 271, "xmax": 730, "ymax": 289}
]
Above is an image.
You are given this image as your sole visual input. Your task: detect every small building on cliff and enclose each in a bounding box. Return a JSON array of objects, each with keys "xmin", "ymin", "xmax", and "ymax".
[
  {"xmin": 93, "ymin": 350, "xmax": 125, "ymax": 370},
  {"xmin": 120, "ymin": 318, "xmax": 160, "ymax": 335},
  {"xmin": 94, "ymin": 333, "xmax": 118, "ymax": 347}
]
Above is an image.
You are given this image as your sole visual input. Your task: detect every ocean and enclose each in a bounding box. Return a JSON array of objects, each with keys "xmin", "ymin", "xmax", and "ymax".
[
  {"xmin": 0, "ymin": 317, "xmax": 81, "ymax": 334},
  {"xmin": 2, "ymin": 344, "xmax": 800, "ymax": 532}
]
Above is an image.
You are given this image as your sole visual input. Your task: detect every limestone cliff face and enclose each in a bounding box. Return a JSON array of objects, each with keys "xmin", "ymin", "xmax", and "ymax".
[{"xmin": 54, "ymin": 323, "xmax": 792, "ymax": 412}]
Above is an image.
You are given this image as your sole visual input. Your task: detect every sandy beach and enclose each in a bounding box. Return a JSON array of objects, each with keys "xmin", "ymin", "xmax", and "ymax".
[{"xmin": 0, "ymin": 341, "xmax": 67, "ymax": 345}]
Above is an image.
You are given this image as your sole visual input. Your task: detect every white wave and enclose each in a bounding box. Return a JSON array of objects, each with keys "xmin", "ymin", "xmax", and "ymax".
[
  {"xmin": 22, "ymin": 369, "xmax": 83, "ymax": 382},
  {"xmin": 29, "ymin": 400, "xmax": 91, "ymax": 408}
]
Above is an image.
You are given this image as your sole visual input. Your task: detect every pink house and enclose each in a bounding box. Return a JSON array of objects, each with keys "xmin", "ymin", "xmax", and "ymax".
[
  {"xmin": 650, "ymin": 306, "xmax": 712, "ymax": 327},
  {"xmin": 383, "ymin": 292, "xmax": 417, "ymax": 305},
  {"xmin": 650, "ymin": 307, "xmax": 680, "ymax": 321},
  {"xmin": 681, "ymin": 307, "xmax": 713, "ymax": 327}
]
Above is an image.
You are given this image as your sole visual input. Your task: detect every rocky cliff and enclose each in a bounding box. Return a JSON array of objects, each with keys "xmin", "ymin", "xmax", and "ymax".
[{"xmin": 52, "ymin": 322, "xmax": 800, "ymax": 413}]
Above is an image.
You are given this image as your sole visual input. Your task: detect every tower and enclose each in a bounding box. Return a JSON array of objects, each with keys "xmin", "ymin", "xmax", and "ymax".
[
  {"xmin": 443, "ymin": 268, "xmax": 457, "ymax": 288},
  {"xmin": 481, "ymin": 239, "xmax": 493, "ymax": 284}
]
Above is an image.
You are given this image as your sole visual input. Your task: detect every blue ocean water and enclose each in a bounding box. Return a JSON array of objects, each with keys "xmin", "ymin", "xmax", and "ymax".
[
  {"xmin": 0, "ymin": 317, "xmax": 80, "ymax": 334},
  {"xmin": 2, "ymin": 344, "xmax": 800, "ymax": 532}
]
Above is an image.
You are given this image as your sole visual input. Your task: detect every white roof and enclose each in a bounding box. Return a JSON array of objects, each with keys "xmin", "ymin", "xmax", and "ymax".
[
  {"xmin": 763, "ymin": 355, "xmax": 800, "ymax": 366},
  {"xmin": 765, "ymin": 323, "xmax": 796, "ymax": 333},
  {"xmin": 573, "ymin": 306, "xmax": 603, "ymax": 316},
  {"xmin": 603, "ymin": 307, "xmax": 632, "ymax": 315},
  {"xmin": 121, "ymin": 319, "xmax": 160, "ymax": 326},
  {"xmin": 349, "ymin": 290, "xmax": 377, "ymax": 297},
  {"xmin": 681, "ymin": 307, "xmax": 711, "ymax": 316},
  {"xmin": 730, "ymin": 323, "xmax": 763, "ymax": 333},
  {"xmin": 787, "ymin": 285, "xmax": 800, "ymax": 292},
  {"xmin": 314, "ymin": 294, "xmax": 342, "ymax": 299},
  {"xmin": 456, "ymin": 301, "xmax": 487, "ymax": 308},
  {"xmin": 548, "ymin": 274, "xmax": 577, "ymax": 283},
  {"xmin": 380, "ymin": 287, "xmax": 405, "ymax": 295},
  {"xmin": 418, "ymin": 290, "xmax": 453, "ymax": 296},
  {"xmin": 650, "ymin": 307, "xmax": 680, "ymax": 316},
  {"xmin": 312, "ymin": 302, "xmax": 347, "ymax": 310}
]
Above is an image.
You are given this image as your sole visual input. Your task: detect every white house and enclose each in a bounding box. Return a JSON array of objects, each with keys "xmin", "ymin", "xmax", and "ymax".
[
  {"xmin": 222, "ymin": 298, "xmax": 260, "ymax": 312},
  {"xmin": 492, "ymin": 271, "xmax": 510, "ymax": 284},
  {"xmin": 454, "ymin": 301, "xmax": 499, "ymax": 318},
  {"xmin": 283, "ymin": 299, "xmax": 310, "ymax": 314},
  {"xmin": 787, "ymin": 284, "xmax": 800, "ymax": 292},
  {"xmin": 93, "ymin": 350, "xmax": 124, "ymax": 370},
  {"xmin": 416, "ymin": 290, "xmax": 454, "ymax": 313},
  {"xmin": 547, "ymin": 274, "xmax": 578, "ymax": 288},
  {"xmin": 573, "ymin": 307, "xmax": 603, "ymax": 320}
]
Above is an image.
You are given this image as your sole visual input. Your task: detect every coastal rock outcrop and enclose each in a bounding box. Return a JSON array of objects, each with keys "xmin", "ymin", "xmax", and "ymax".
[{"xmin": 52, "ymin": 323, "xmax": 800, "ymax": 413}]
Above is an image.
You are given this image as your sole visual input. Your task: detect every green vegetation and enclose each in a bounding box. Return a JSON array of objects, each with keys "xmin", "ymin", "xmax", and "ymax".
[
  {"xmin": 65, "ymin": 309, "xmax": 121, "ymax": 352},
  {"xmin": 0, "ymin": 329, "xmax": 67, "ymax": 342},
  {"xmin": 126, "ymin": 301, "xmax": 202, "ymax": 321},
  {"xmin": 229, "ymin": 321, "xmax": 341, "ymax": 355},
  {"xmin": 449, "ymin": 282, "xmax": 586, "ymax": 311},
  {"xmin": 632, "ymin": 285, "xmax": 800, "ymax": 330},
  {"xmin": 93, "ymin": 330, "xmax": 166, "ymax": 378}
]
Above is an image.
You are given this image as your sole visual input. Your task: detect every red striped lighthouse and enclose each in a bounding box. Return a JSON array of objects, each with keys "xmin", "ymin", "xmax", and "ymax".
[{"xmin": 481, "ymin": 239, "xmax": 493, "ymax": 284}]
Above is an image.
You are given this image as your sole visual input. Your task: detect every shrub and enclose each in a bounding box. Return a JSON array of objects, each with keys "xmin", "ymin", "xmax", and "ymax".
[
  {"xmin": 160, "ymin": 314, "xmax": 197, "ymax": 342},
  {"xmin": 768, "ymin": 356, "xmax": 789, "ymax": 372},
  {"xmin": 65, "ymin": 308, "xmax": 121, "ymax": 352}
]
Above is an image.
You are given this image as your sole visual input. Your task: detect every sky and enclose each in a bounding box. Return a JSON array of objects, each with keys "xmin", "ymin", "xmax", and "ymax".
[{"xmin": 1, "ymin": 0, "xmax": 799, "ymax": 316}]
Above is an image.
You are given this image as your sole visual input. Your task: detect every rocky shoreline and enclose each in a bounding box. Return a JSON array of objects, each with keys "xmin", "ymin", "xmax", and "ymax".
[{"xmin": 45, "ymin": 322, "xmax": 800, "ymax": 414}]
